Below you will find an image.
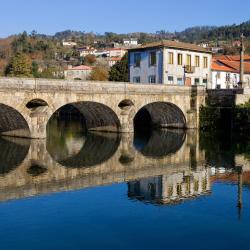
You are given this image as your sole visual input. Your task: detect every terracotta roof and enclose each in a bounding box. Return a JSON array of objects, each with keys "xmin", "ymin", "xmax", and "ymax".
[
  {"xmin": 212, "ymin": 60, "xmax": 237, "ymax": 73},
  {"xmin": 128, "ymin": 40, "xmax": 211, "ymax": 53},
  {"xmin": 213, "ymin": 55, "xmax": 250, "ymax": 61},
  {"xmin": 213, "ymin": 59, "xmax": 250, "ymax": 74},
  {"xmin": 68, "ymin": 65, "xmax": 92, "ymax": 71}
]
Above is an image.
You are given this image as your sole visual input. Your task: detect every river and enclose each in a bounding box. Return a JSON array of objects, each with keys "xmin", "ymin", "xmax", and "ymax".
[{"xmin": 0, "ymin": 116, "xmax": 250, "ymax": 250}]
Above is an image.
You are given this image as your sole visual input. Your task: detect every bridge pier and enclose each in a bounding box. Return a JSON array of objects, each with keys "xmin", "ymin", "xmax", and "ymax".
[{"xmin": 28, "ymin": 108, "xmax": 50, "ymax": 139}]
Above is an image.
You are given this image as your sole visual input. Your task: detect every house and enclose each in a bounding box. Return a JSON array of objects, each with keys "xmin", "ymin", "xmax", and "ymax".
[
  {"xmin": 212, "ymin": 55, "xmax": 250, "ymax": 89},
  {"xmin": 108, "ymin": 57, "xmax": 122, "ymax": 67},
  {"xmin": 62, "ymin": 40, "xmax": 77, "ymax": 47},
  {"xmin": 128, "ymin": 40, "xmax": 212, "ymax": 87},
  {"xmin": 123, "ymin": 38, "xmax": 138, "ymax": 47},
  {"xmin": 77, "ymin": 47, "xmax": 96, "ymax": 57},
  {"xmin": 108, "ymin": 48, "xmax": 127, "ymax": 58},
  {"xmin": 64, "ymin": 65, "xmax": 92, "ymax": 80}
]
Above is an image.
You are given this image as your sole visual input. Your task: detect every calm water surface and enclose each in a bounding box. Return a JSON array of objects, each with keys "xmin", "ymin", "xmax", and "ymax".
[{"xmin": 0, "ymin": 117, "xmax": 250, "ymax": 250}]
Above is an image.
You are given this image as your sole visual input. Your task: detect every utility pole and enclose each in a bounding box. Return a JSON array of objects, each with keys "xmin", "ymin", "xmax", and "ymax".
[{"xmin": 239, "ymin": 33, "xmax": 245, "ymax": 88}]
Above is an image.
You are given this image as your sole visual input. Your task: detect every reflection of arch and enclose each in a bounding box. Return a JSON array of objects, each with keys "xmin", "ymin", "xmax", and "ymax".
[
  {"xmin": 48, "ymin": 132, "xmax": 121, "ymax": 168},
  {"xmin": 134, "ymin": 130, "xmax": 186, "ymax": 158},
  {"xmin": 47, "ymin": 101, "xmax": 121, "ymax": 133},
  {"xmin": 0, "ymin": 103, "xmax": 30, "ymax": 137},
  {"xmin": 134, "ymin": 102, "xmax": 186, "ymax": 131},
  {"xmin": 0, "ymin": 137, "xmax": 30, "ymax": 175}
]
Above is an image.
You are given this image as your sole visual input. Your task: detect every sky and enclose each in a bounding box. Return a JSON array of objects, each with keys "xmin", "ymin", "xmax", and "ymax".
[{"xmin": 1, "ymin": 0, "xmax": 250, "ymax": 37}]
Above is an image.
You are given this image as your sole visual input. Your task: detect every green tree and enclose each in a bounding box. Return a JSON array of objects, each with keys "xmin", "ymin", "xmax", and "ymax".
[
  {"xmin": 5, "ymin": 52, "xmax": 32, "ymax": 77},
  {"xmin": 108, "ymin": 53, "xmax": 129, "ymax": 82}
]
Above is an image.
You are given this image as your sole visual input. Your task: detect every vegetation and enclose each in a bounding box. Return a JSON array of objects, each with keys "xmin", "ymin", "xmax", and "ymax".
[
  {"xmin": 109, "ymin": 53, "xmax": 128, "ymax": 82},
  {"xmin": 89, "ymin": 65, "xmax": 109, "ymax": 81},
  {"xmin": 1, "ymin": 19, "xmax": 250, "ymax": 78},
  {"xmin": 5, "ymin": 52, "xmax": 32, "ymax": 77}
]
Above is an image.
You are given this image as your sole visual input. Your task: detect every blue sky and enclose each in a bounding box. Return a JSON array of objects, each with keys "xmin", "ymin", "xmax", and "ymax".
[{"xmin": 1, "ymin": 0, "xmax": 250, "ymax": 37}]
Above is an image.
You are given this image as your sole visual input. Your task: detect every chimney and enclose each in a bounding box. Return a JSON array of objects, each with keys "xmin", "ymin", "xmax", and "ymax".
[{"xmin": 240, "ymin": 33, "xmax": 245, "ymax": 87}]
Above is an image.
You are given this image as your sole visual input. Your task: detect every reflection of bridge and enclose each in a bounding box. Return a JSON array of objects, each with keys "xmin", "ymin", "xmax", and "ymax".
[
  {"xmin": 0, "ymin": 131, "xmax": 206, "ymax": 202},
  {"xmin": 0, "ymin": 78, "xmax": 206, "ymax": 138}
]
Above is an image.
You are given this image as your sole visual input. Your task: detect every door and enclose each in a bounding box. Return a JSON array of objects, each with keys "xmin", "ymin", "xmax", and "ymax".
[{"xmin": 185, "ymin": 77, "xmax": 191, "ymax": 86}]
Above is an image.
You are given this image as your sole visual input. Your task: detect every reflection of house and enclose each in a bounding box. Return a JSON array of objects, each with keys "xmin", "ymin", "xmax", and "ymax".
[
  {"xmin": 128, "ymin": 40, "xmax": 212, "ymax": 87},
  {"xmin": 64, "ymin": 65, "xmax": 92, "ymax": 80},
  {"xmin": 212, "ymin": 55, "xmax": 250, "ymax": 89},
  {"xmin": 128, "ymin": 169, "xmax": 210, "ymax": 205}
]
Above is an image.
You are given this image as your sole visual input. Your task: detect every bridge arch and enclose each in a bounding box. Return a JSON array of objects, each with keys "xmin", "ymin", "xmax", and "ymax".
[
  {"xmin": 0, "ymin": 103, "xmax": 31, "ymax": 138},
  {"xmin": 47, "ymin": 101, "xmax": 122, "ymax": 133},
  {"xmin": 133, "ymin": 102, "xmax": 186, "ymax": 131}
]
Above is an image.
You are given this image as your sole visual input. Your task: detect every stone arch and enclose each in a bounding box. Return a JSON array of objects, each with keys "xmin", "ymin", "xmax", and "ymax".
[
  {"xmin": 47, "ymin": 101, "xmax": 122, "ymax": 133},
  {"xmin": 26, "ymin": 99, "xmax": 49, "ymax": 109},
  {"xmin": 118, "ymin": 99, "xmax": 134, "ymax": 110},
  {"xmin": 133, "ymin": 102, "xmax": 186, "ymax": 131},
  {"xmin": 0, "ymin": 103, "xmax": 31, "ymax": 138}
]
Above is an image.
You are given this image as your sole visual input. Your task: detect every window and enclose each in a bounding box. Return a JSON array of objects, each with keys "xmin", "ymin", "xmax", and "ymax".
[
  {"xmin": 195, "ymin": 56, "xmax": 200, "ymax": 67},
  {"xmin": 168, "ymin": 52, "xmax": 174, "ymax": 64},
  {"xmin": 195, "ymin": 78, "xmax": 200, "ymax": 85},
  {"xmin": 203, "ymin": 78, "xmax": 208, "ymax": 84},
  {"xmin": 177, "ymin": 77, "xmax": 183, "ymax": 85},
  {"xmin": 133, "ymin": 76, "xmax": 140, "ymax": 83},
  {"xmin": 186, "ymin": 54, "xmax": 192, "ymax": 66},
  {"xmin": 168, "ymin": 76, "xmax": 174, "ymax": 84},
  {"xmin": 216, "ymin": 72, "xmax": 221, "ymax": 79},
  {"xmin": 226, "ymin": 73, "xmax": 230, "ymax": 82},
  {"xmin": 134, "ymin": 53, "xmax": 141, "ymax": 67},
  {"xmin": 149, "ymin": 51, "xmax": 156, "ymax": 66},
  {"xmin": 149, "ymin": 75, "xmax": 156, "ymax": 83},
  {"xmin": 177, "ymin": 53, "xmax": 183, "ymax": 65},
  {"xmin": 203, "ymin": 56, "xmax": 208, "ymax": 68}
]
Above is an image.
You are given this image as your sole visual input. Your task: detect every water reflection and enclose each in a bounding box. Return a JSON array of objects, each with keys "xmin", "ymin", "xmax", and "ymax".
[
  {"xmin": 134, "ymin": 129, "xmax": 186, "ymax": 158},
  {"xmin": 128, "ymin": 169, "xmax": 210, "ymax": 205},
  {"xmin": 0, "ymin": 136, "xmax": 30, "ymax": 175},
  {"xmin": 0, "ymin": 116, "xmax": 250, "ymax": 208}
]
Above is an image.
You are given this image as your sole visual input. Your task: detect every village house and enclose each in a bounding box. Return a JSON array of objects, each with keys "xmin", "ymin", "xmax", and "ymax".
[
  {"xmin": 62, "ymin": 40, "xmax": 77, "ymax": 47},
  {"xmin": 128, "ymin": 40, "xmax": 212, "ymax": 87},
  {"xmin": 107, "ymin": 57, "xmax": 122, "ymax": 67},
  {"xmin": 123, "ymin": 38, "xmax": 138, "ymax": 47},
  {"xmin": 64, "ymin": 65, "xmax": 92, "ymax": 80},
  {"xmin": 108, "ymin": 48, "xmax": 127, "ymax": 58},
  {"xmin": 212, "ymin": 55, "xmax": 250, "ymax": 89}
]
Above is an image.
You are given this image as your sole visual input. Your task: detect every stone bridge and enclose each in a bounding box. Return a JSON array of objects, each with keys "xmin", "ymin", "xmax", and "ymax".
[{"xmin": 0, "ymin": 77, "xmax": 206, "ymax": 138}]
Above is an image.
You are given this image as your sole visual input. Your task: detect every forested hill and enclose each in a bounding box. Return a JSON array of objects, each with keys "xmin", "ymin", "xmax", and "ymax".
[{"xmin": 175, "ymin": 20, "xmax": 250, "ymax": 42}]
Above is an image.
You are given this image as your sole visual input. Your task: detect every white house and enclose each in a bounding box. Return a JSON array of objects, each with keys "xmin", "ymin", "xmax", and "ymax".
[
  {"xmin": 62, "ymin": 40, "xmax": 77, "ymax": 47},
  {"xmin": 64, "ymin": 65, "xmax": 92, "ymax": 80},
  {"xmin": 108, "ymin": 48, "xmax": 127, "ymax": 58},
  {"xmin": 123, "ymin": 38, "xmax": 138, "ymax": 47},
  {"xmin": 107, "ymin": 57, "xmax": 122, "ymax": 67},
  {"xmin": 128, "ymin": 40, "xmax": 212, "ymax": 87},
  {"xmin": 212, "ymin": 56, "xmax": 250, "ymax": 89}
]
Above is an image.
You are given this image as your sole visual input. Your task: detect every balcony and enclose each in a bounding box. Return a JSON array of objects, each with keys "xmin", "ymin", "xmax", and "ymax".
[{"xmin": 184, "ymin": 65, "xmax": 195, "ymax": 74}]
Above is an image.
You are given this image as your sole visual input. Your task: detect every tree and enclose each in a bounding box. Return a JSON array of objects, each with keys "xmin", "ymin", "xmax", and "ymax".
[
  {"xmin": 89, "ymin": 65, "xmax": 108, "ymax": 81},
  {"xmin": 109, "ymin": 53, "xmax": 129, "ymax": 82},
  {"xmin": 84, "ymin": 54, "xmax": 96, "ymax": 65},
  {"xmin": 5, "ymin": 52, "xmax": 32, "ymax": 77}
]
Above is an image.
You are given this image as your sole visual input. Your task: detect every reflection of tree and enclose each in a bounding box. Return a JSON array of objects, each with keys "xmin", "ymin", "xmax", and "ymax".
[{"xmin": 0, "ymin": 137, "xmax": 30, "ymax": 175}]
